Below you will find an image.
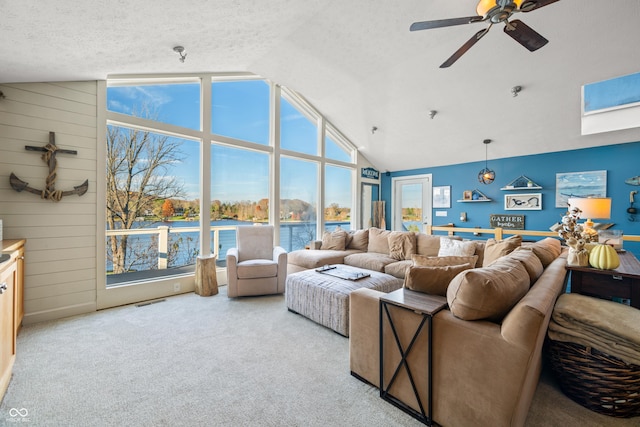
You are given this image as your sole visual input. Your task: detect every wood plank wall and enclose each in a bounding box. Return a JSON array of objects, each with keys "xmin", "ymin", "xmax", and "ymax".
[{"xmin": 0, "ymin": 82, "xmax": 98, "ymax": 324}]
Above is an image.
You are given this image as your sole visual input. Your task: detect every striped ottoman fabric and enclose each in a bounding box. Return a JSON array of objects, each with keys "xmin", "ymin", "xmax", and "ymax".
[{"xmin": 286, "ymin": 265, "xmax": 403, "ymax": 336}]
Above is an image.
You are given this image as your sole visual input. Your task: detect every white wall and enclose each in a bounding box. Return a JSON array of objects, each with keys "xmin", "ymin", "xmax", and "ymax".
[{"xmin": 0, "ymin": 82, "xmax": 98, "ymax": 324}]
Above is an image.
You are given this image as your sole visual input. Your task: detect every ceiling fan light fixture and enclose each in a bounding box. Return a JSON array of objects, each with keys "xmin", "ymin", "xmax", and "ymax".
[{"xmin": 476, "ymin": 0, "xmax": 524, "ymax": 16}]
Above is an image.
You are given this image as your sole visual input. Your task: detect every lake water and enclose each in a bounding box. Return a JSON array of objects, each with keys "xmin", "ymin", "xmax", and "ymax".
[{"xmin": 106, "ymin": 219, "xmax": 349, "ymax": 272}]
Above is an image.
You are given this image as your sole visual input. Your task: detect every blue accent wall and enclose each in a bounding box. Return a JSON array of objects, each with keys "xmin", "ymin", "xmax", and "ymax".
[{"xmin": 382, "ymin": 140, "xmax": 640, "ymax": 257}]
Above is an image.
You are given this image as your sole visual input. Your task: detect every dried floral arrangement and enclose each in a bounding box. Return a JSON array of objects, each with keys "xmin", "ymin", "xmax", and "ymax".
[{"xmin": 558, "ymin": 206, "xmax": 594, "ymax": 249}]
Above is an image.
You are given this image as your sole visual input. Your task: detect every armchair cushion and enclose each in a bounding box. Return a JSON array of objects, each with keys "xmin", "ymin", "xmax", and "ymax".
[{"xmin": 237, "ymin": 260, "xmax": 278, "ymax": 279}]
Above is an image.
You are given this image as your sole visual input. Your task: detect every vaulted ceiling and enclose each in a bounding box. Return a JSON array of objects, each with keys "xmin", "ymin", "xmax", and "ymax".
[{"xmin": 3, "ymin": 1, "xmax": 640, "ymax": 172}]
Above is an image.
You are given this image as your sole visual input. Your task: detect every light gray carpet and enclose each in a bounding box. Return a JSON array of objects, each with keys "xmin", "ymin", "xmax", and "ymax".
[{"xmin": 1, "ymin": 287, "xmax": 638, "ymax": 426}]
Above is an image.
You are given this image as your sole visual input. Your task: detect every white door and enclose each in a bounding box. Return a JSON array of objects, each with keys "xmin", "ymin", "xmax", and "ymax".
[{"xmin": 392, "ymin": 175, "xmax": 432, "ymax": 232}]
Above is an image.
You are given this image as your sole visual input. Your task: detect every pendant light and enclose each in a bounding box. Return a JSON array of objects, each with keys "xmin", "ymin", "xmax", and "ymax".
[{"xmin": 478, "ymin": 139, "xmax": 495, "ymax": 185}]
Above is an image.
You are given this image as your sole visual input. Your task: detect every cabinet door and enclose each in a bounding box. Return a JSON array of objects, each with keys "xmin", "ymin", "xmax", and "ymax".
[{"xmin": 1, "ymin": 259, "xmax": 17, "ymax": 397}]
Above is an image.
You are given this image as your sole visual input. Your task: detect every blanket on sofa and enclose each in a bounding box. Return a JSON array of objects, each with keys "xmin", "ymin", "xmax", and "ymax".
[{"xmin": 548, "ymin": 293, "xmax": 640, "ymax": 366}]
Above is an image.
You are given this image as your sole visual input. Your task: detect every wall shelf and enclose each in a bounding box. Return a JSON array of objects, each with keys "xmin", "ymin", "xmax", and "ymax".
[
  {"xmin": 501, "ymin": 175, "xmax": 542, "ymax": 191},
  {"xmin": 457, "ymin": 188, "xmax": 491, "ymax": 203}
]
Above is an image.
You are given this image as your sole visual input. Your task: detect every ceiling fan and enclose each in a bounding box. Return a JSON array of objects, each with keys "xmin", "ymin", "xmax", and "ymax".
[{"xmin": 410, "ymin": 0, "xmax": 560, "ymax": 68}]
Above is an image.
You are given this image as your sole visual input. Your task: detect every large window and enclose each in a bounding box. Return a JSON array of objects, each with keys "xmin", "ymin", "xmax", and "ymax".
[
  {"xmin": 211, "ymin": 144, "xmax": 270, "ymax": 260},
  {"xmin": 280, "ymin": 95, "xmax": 318, "ymax": 156},
  {"xmin": 212, "ymin": 80, "xmax": 270, "ymax": 145},
  {"xmin": 324, "ymin": 165, "xmax": 353, "ymax": 232},
  {"xmin": 105, "ymin": 75, "xmax": 357, "ymax": 289},
  {"xmin": 280, "ymin": 156, "xmax": 319, "ymax": 250}
]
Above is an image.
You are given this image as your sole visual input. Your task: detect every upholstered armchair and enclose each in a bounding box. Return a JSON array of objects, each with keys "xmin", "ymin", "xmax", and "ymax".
[{"xmin": 226, "ymin": 225, "xmax": 288, "ymax": 298}]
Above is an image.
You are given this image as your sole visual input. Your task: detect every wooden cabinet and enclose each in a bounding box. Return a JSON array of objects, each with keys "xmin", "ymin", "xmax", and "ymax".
[{"xmin": 0, "ymin": 239, "xmax": 25, "ymax": 401}]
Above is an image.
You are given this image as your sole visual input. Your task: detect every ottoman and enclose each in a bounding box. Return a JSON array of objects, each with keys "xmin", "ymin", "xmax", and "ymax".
[{"xmin": 286, "ymin": 265, "xmax": 403, "ymax": 336}]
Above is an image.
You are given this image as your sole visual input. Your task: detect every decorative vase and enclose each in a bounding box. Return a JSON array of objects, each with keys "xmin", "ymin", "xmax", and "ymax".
[{"xmin": 567, "ymin": 247, "xmax": 589, "ymax": 267}]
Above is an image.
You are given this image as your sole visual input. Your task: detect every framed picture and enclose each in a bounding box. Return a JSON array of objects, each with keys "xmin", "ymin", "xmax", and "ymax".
[
  {"xmin": 555, "ymin": 170, "xmax": 607, "ymax": 207},
  {"xmin": 463, "ymin": 190, "xmax": 473, "ymax": 201},
  {"xmin": 432, "ymin": 185, "xmax": 451, "ymax": 208},
  {"xmin": 504, "ymin": 193, "xmax": 542, "ymax": 210}
]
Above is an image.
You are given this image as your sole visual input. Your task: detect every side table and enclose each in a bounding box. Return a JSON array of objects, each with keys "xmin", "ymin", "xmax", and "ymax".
[
  {"xmin": 379, "ymin": 288, "xmax": 447, "ymax": 426},
  {"xmin": 566, "ymin": 250, "xmax": 640, "ymax": 309}
]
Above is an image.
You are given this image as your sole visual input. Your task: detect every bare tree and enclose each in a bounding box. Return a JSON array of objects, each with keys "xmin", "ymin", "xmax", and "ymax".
[{"xmin": 106, "ymin": 121, "xmax": 185, "ymax": 274}]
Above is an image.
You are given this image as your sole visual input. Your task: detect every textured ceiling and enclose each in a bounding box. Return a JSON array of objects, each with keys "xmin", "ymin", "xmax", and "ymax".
[{"xmin": 2, "ymin": 0, "xmax": 640, "ymax": 172}]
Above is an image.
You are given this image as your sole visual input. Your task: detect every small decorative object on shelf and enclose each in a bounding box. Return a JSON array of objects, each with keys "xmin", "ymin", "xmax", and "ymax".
[
  {"xmin": 558, "ymin": 206, "xmax": 593, "ymax": 267},
  {"xmin": 501, "ymin": 175, "xmax": 542, "ymax": 190},
  {"xmin": 458, "ymin": 189, "xmax": 491, "ymax": 203}
]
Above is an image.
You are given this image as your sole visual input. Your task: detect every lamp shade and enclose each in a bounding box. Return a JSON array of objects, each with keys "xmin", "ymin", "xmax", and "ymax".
[{"xmin": 568, "ymin": 197, "xmax": 612, "ymax": 220}]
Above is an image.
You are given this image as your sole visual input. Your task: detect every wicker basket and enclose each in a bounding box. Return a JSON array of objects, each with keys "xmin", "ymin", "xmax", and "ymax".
[{"xmin": 548, "ymin": 339, "xmax": 640, "ymax": 418}]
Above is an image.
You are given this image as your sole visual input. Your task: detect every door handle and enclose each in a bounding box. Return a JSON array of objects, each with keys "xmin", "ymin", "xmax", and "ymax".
[{"xmin": 0, "ymin": 283, "xmax": 7, "ymax": 294}]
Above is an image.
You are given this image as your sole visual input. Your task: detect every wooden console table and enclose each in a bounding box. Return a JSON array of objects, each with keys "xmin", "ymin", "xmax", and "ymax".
[
  {"xmin": 566, "ymin": 250, "xmax": 640, "ymax": 309},
  {"xmin": 379, "ymin": 288, "xmax": 447, "ymax": 426}
]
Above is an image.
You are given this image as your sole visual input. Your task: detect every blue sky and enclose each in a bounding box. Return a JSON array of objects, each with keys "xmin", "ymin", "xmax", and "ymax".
[{"xmin": 106, "ymin": 80, "xmax": 352, "ymax": 208}]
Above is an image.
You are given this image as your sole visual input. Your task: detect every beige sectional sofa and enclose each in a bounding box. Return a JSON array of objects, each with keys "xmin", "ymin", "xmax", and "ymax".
[
  {"xmin": 349, "ymin": 235, "xmax": 568, "ymax": 427},
  {"xmin": 289, "ymin": 227, "xmax": 568, "ymax": 426}
]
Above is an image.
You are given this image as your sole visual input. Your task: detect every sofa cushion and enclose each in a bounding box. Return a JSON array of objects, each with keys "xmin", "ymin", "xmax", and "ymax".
[
  {"xmin": 288, "ymin": 249, "xmax": 358, "ymax": 269},
  {"xmin": 388, "ymin": 231, "xmax": 416, "ymax": 260},
  {"xmin": 447, "ymin": 257, "xmax": 530, "ymax": 322},
  {"xmin": 346, "ymin": 229, "xmax": 369, "ymax": 251},
  {"xmin": 438, "ymin": 237, "xmax": 476, "ymax": 257},
  {"xmin": 482, "ymin": 235, "xmax": 522, "ymax": 267},
  {"xmin": 412, "ymin": 254, "xmax": 478, "ymax": 269},
  {"xmin": 415, "ymin": 233, "xmax": 441, "ymax": 257},
  {"xmin": 504, "ymin": 247, "xmax": 544, "ymax": 285},
  {"xmin": 524, "ymin": 237, "xmax": 562, "ymax": 267},
  {"xmin": 384, "ymin": 260, "xmax": 412, "ymax": 278},
  {"xmin": 320, "ymin": 229, "xmax": 347, "ymax": 250},
  {"xmin": 344, "ymin": 252, "xmax": 397, "ymax": 272},
  {"xmin": 404, "ymin": 264, "xmax": 473, "ymax": 296},
  {"xmin": 367, "ymin": 227, "xmax": 391, "ymax": 254}
]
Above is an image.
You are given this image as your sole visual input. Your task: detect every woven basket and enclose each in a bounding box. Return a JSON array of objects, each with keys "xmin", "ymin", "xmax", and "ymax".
[{"xmin": 548, "ymin": 339, "xmax": 640, "ymax": 418}]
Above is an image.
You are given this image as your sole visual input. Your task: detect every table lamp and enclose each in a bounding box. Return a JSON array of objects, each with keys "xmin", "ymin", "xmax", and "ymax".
[{"xmin": 567, "ymin": 197, "xmax": 611, "ymax": 241}]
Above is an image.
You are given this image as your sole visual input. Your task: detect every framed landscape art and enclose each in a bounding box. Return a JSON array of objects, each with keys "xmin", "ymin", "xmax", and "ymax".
[{"xmin": 555, "ymin": 170, "xmax": 607, "ymax": 207}]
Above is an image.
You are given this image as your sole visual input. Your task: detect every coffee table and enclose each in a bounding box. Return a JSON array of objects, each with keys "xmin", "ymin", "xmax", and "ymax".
[{"xmin": 286, "ymin": 265, "xmax": 403, "ymax": 336}]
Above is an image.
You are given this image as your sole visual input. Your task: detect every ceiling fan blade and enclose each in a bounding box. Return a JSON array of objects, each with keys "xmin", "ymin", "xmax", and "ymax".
[
  {"xmin": 410, "ymin": 16, "xmax": 483, "ymax": 31},
  {"xmin": 520, "ymin": 0, "xmax": 560, "ymax": 12},
  {"xmin": 503, "ymin": 19, "xmax": 548, "ymax": 51},
  {"xmin": 440, "ymin": 28, "xmax": 490, "ymax": 68}
]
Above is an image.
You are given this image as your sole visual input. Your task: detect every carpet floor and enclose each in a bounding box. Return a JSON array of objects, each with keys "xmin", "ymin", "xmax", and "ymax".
[{"xmin": 1, "ymin": 286, "xmax": 638, "ymax": 426}]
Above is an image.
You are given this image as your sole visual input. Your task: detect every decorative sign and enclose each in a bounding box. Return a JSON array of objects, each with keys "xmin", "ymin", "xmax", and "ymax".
[
  {"xmin": 361, "ymin": 167, "xmax": 379, "ymax": 180},
  {"xmin": 490, "ymin": 214, "xmax": 525, "ymax": 230}
]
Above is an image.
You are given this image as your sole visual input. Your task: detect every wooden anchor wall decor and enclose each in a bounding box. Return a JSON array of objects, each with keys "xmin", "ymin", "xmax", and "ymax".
[{"xmin": 10, "ymin": 132, "xmax": 89, "ymax": 202}]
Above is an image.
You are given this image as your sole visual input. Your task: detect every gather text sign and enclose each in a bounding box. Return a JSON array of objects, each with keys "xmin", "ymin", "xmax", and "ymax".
[{"xmin": 490, "ymin": 214, "xmax": 525, "ymax": 230}]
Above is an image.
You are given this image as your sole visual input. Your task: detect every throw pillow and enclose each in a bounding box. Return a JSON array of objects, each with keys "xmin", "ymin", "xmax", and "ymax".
[
  {"xmin": 415, "ymin": 233, "xmax": 442, "ymax": 257},
  {"xmin": 388, "ymin": 231, "xmax": 417, "ymax": 260},
  {"xmin": 347, "ymin": 229, "xmax": 369, "ymax": 251},
  {"xmin": 504, "ymin": 247, "xmax": 544, "ymax": 285},
  {"xmin": 447, "ymin": 258, "xmax": 530, "ymax": 322},
  {"xmin": 526, "ymin": 237, "xmax": 562, "ymax": 267},
  {"xmin": 367, "ymin": 227, "xmax": 392, "ymax": 254},
  {"xmin": 438, "ymin": 237, "xmax": 476, "ymax": 257},
  {"xmin": 412, "ymin": 254, "xmax": 478, "ymax": 269},
  {"xmin": 482, "ymin": 235, "xmax": 522, "ymax": 267},
  {"xmin": 320, "ymin": 229, "xmax": 347, "ymax": 250},
  {"xmin": 404, "ymin": 264, "xmax": 473, "ymax": 296}
]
